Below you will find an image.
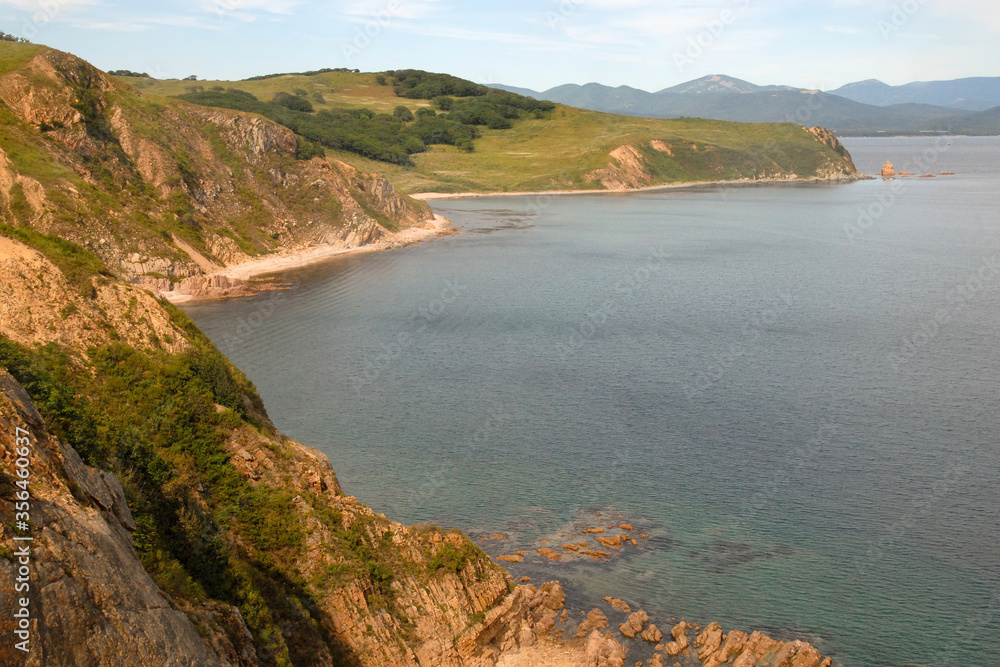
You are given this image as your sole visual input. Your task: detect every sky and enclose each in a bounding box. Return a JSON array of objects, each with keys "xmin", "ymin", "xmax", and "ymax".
[{"xmin": 1, "ymin": 0, "xmax": 998, "ymax": 92}]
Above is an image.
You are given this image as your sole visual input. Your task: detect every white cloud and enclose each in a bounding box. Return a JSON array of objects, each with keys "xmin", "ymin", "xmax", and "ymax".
[
  {"xmin": 0, "ymin": 0, "xmax": 100, "ymax": 9},
  {"xmin": 333, "ymin": 0, "xmax": 445, "ymax": 20},
  {"xmin": 824, "ymin": 24, "xmax": 862, "ymax": 35},
  {"xmin": 196, "ymin": 0, "xmax": 303, "ymax": 15}
]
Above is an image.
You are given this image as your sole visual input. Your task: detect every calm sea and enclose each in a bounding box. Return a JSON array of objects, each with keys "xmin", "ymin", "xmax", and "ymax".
[{"xmin": 183, "ymin": 137, "xmax": 1000, "ymax": 666}]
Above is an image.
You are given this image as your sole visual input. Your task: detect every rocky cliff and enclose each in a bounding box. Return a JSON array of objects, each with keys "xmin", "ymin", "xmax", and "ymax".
[
  {"xmin": 0, "ymin": 232, "xmax": 560, "ymax": 666},
  {"xmin": 586, "ymin": 126, "xmax": 860, "ymax": 192},
  {"xmin": 0, "ymin": 42, "xmax": 557, "ymax": 666},
  {"xmin": 0, "ymin": 42, "xmax": 430, "ymax": 299}
]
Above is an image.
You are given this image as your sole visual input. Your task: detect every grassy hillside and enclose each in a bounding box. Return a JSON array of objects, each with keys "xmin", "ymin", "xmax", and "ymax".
[
  {"xmin": 0, "ymin": 42, "xmax": 430, "ymax": 292},
  {"xmin": 119, "ymin": 69, "xmax": 860, "ymax": 194}
]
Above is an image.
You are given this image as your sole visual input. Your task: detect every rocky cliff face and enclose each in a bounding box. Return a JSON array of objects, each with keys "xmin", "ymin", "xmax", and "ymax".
[
  {"xmin": 0, "ymin": 368, "xmax": 245, "ymax": 667},
  {"xmin": 0, "ymin": 231, "xmax": 559, "ymax": 666},
  {"xmin": 0, "ymin": 43, "xmax": 430, "ymax": 295},
  {"xmin": 586, "ymin": 126, "xmax": 860, "ymax": 191}
]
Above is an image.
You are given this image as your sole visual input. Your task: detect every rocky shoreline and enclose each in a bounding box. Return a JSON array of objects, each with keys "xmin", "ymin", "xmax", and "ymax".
[
  {"xmin": 496, "ymin": 585, "xmax": 833, "ymax": 667},
  {"xmin": 480, "ymin": 513, "xmax": 835, "ymax": 667}
]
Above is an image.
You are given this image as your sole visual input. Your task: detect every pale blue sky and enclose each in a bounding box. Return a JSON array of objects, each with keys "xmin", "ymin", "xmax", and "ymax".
[{"xmin": 1, "ymin": 0, "xmax": 998, "ymax": 91}]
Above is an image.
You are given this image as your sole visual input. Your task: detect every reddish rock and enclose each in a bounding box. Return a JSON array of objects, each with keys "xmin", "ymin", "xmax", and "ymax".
[
  {"xmin": 584, "ymin": 630, "xmax": 627, "ymax": 667},
  {"xmin": 695, "ymin": 622, "xmax": 723, "ymax": 661},
  {"xmin": 641, "ymin": 624, "xmax": 664, "ymax": 643},
  {"xmin": 663, "ymin": 621, "xmax": 690, "ymax": 657},
  {"xmin": 880, "ymin": 161, "xmax": 895, "ymax": 177},
  {"xmin": 715, "ymin": 630, "xmax": 749, "ymax": 662},
  {"xmin": 597, "ymin": 535, "xmax": 625, "ymax": 548},
  {"xmin": 619, "ymin": 610, "xmax": 649, "ymax": 638},
  {"xmin": 576, "ymin": 608, "xmax": 610, "ymax": 638}
]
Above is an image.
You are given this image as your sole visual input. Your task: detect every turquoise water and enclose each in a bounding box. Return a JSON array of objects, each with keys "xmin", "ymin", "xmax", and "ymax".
[{"xmin": 184, "ymin": 137, "xmax": 1000, "ymax": 666}]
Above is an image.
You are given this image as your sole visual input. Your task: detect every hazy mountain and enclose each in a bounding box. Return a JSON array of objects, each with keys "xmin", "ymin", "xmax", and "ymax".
[
  {"xmin": 489, "ymin": 78, "xmax": 976, "ymax": 135},
  {"xmin": 923, "ymin": 106, "xmax": 1000, "ymax": 134},
  {"xmin": 828, "ymin": 77, "xmax": 1000, "ymax": 111},
  {"xmin": 658, "ymin": 74, "xmax": 800, "ymax": 95}
]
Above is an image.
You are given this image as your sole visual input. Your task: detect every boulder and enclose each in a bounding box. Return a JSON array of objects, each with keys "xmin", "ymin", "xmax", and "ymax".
[
  {"xmin": 695, "ymin": 622, "xmax": 723, "ymax": 661},
  {"xmin": 662, "ymin": 621, "xmax": 690, "ymax": 657},
  {"xmin": 641, "ymin": 624, "xmax": 663, "ymax": 643},
  {"xmin": 584, "ymin": 630, "xmax": 627, "ymax": 667},
  {"xmin": 715, "ymin": 630, "xmax": 748, "ymax": 663},
  {"xmin": 619, "ymin": 610, "xmax": 649, "ymax": 638},
  {"xmin": 576, "ymin": 609, "xmax": 610, "ymax": 639},
  {"xmin": 880, "ymin": 161, "xmax": 895, "ymax": 177}
]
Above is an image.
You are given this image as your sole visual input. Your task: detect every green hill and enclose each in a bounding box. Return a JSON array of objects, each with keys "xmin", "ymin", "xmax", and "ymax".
[{"xmin": 119, "ymin": 68, "xmax": 861, "ymax": 194}]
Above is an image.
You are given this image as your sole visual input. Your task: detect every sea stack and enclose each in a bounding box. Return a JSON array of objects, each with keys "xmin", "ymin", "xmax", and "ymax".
[{"xmin": 881, "ymin": 161, "xmax": 895, "ymax": 177}]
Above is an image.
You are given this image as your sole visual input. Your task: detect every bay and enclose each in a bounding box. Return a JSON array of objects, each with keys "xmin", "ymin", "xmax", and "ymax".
[{"xmin": 183, "ymin": 137, "xmax": 1000, "ymax": 666}]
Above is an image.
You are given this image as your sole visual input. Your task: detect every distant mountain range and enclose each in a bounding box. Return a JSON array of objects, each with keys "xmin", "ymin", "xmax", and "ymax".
[
  {"xmin": 829, "ymin": 77, "xmax": 1000, "ymax": 111},
  {"xmin": 490, "ymin": 74, "xmax": 1000, "ymax": 136}
]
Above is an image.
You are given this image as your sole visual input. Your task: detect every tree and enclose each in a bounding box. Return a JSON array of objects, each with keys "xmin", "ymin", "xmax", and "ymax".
[
  {"xmin": 393, "ymin": 106, "xmax": 414, "ymax": 122},
  {"xmin": 272, "ymin": 92, "xmax": 314, "ymax": 113}
]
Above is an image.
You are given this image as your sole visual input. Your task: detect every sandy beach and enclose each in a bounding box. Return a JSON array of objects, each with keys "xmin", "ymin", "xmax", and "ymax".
[
  {"xmin": 162, "ymin": 174, "xmax": 868, "ymax": 304},
  {"xmin": 224, "ymin": 214, "xmax": 454, "ymax": 281},
  {"xmin": 160, "ymin": 214, "xmax": 453, "ymax": 303}
]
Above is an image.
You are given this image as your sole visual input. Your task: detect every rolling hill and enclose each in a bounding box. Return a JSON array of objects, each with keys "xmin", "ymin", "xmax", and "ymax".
[{"xmin": 119, "ymin": 70, "xmax": 860, "ymax": 195}]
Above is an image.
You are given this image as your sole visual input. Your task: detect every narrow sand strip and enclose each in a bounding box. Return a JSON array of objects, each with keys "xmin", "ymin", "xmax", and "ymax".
[
  {"xmin": 160, "ymin": 215, "xmax": 452, "ymax": 303},
  {"xmin": 410, "ymin": 174, "xmax": 866, "ymax": 201},
  {"xmin": 225, "ymin": 214, "xmax": 452, "ymax": 281}
]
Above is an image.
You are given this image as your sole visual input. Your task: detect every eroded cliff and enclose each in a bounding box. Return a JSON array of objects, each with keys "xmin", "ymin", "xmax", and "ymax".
[{"xmin": 0, "ymin": 42, "xmax": 431, "ymax": 300}]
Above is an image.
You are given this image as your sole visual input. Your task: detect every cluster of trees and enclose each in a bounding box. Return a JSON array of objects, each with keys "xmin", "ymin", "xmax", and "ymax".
[
  {"xmin": 0, "ymin": 31, "xmax": 28, "ymax": 43},
  {"xmin": 389, "ymin": 69, "xmax": 488, "ymax": 99},
  {"xmin": 177, "ymin": 89, "xmax": 477, "ymax": 165},
  {"xmin": 387, "ymin": 69, "xmax": 556, "ymax": 129},
  {"xmin": 108, "ymin": 70, "xmax": 150, "ymax": 78},
  {"xmin": 176, "ymin": 70, "xmax": 554, "ymax": 165},
  {"xmin": 243, "ymin": 67, "xmax": 359, "ymax": 82}
]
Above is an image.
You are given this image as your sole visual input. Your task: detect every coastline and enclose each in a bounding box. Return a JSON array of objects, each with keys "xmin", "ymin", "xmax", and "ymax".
[
  {"xmin": 159, "ymin": 214, "xmax": 454, "ymax": 304},
  {"xmin": 160, "ymin": 173, "xmax": 869, "ymax": 305},
  {"xmin": 410, "ymin": 173, "xmax": 871, "ymax": 201}
]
